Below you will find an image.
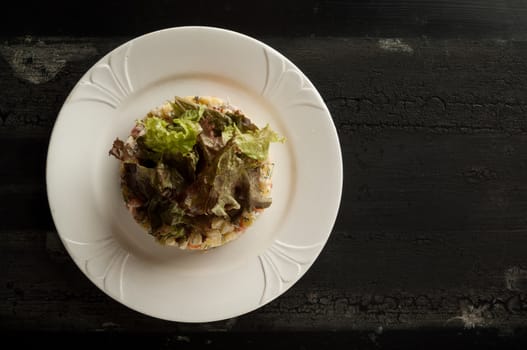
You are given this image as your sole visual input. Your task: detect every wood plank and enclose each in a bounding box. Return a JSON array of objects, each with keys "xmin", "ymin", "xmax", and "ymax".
[
  {"xmin": 2, "ymin": 37, "xmax": 527, "ymax": 135},
  {"xmin": 2, "ymin": 1, "xmax": 527, "ymax": 37},
  {"xmin": 2, "ymin": 37, "xmax": 527, "ymax": 332},
  {"xmin": 2, "ymin": 228, "xmax": 527, "ymax": 330}
]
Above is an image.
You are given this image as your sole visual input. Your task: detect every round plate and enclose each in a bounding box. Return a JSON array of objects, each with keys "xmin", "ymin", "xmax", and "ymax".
[{"xmin": 46, "ymin": 27, "xmax": 342, "ymax": 322}]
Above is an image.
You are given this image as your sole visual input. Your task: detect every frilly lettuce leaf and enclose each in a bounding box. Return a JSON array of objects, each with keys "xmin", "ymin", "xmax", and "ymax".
[
  {"xmin": 178, "ymin": 105, "xmax": 205, "ymax": 121},
  {"xmin": 122, "ymin": 163, "xmax": 157, "ymax": 201},
  {"xmin": 222, "ymin": 124, "xmax": 285, "ymax": 161},
  {"xmin": 183, "ymin": 142, "xmax": 241, "ymax": 217},
  {"xmin": 183, "ymin": 141, "xmax": 273, "ymax": 218},
  {"xmin": 210, "ymin": 145, "xmax": 243, "ymax": 217},
  {"xmin": 142, "ymin": 108, "xmax": 203, "ymax": 156}
]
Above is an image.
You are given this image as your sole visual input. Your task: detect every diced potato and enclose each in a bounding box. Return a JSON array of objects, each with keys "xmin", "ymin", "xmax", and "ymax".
[
  {"xmin": 205, "ymin": 229, "xmax": 221, "ymax": 238},
  {"xmin": 221, "ymin": 223, "xmax": 234, "ymax": 235},
  {"xmin": 211, "ymin": 217, "xmax": 223, "ymax": 229},
  {"xmin": 189, "ymin": 232, "xmax": 203, "ymax": 246},
  {"xmin": 205, "ymin": 234, "xmax": 222, "ymax": 248},
  {"xmin": 222, "ymin": 232, "xmax": 238, "ymax": 244}
]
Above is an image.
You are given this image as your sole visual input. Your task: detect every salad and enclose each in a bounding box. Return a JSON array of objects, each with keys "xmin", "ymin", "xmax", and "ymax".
[{"xmin": 109, "ymin": 96, "xmax": 284, "ymax": 250}]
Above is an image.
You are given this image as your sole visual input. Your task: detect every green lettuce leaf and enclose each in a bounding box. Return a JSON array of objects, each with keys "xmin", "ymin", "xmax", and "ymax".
[
  {"xmin": 122, "ymin": 163, "xmax": 157, "ymax": 201},
  {"xmin": 155, "ymin": 162, "xmax": 185, "ymax": 196},
  {"xmin": 210, "ymin": 145, "xmax": 244, "ymax": 217},
  {"xmin": 179, "ymin": 105, "xmax": 205, "ymax": 121},
  {"xmin": 222, "ymin": 124, "xmax": 285, "ymax": 161},
  {"xmin": 142, "ymin": 112, "xmax": 202, "ymax": 156},
  {"xmin": 221, "ymin": 124, "xmax": 236, "ymax": 144}
]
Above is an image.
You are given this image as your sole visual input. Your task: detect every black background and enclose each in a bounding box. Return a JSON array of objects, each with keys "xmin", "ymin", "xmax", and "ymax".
[
  {"xmin": 2, "ymin": 1, "xmax": 527, "ymax": 348},
  {"xmin": 3, "ymin": 0, "xmax": 527, "ymax": 38}
]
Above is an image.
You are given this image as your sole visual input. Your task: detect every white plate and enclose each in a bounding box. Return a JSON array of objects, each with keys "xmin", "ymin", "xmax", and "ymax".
[{"xmin": 46, "ymin": 27, "xmax": 342, "ymax": 322}]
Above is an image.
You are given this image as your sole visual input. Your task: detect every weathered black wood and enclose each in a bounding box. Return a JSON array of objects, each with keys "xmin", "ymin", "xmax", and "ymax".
[
  {"xmin": 3, "ymin": 0, "xmax": 527, "ymax": 38},
  {"xmin": 2, "ymin": 35, "xmax": 527, "ymax": 344}
]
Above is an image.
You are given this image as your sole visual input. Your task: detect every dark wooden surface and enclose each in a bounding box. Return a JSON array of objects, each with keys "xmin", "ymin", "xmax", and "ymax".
[{"xmin": 3, "ymin": 0, "xmax": 527, "ymax": 348}]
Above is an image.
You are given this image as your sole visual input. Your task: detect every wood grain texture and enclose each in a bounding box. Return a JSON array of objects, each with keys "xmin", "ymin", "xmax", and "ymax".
[
  {"xmin": 1, "ymin": 36, "xmax": 527, "ymax": 337},
  {"xmin": 3, "ymin": 0, "xmax": 527, "ymax": 38}
]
